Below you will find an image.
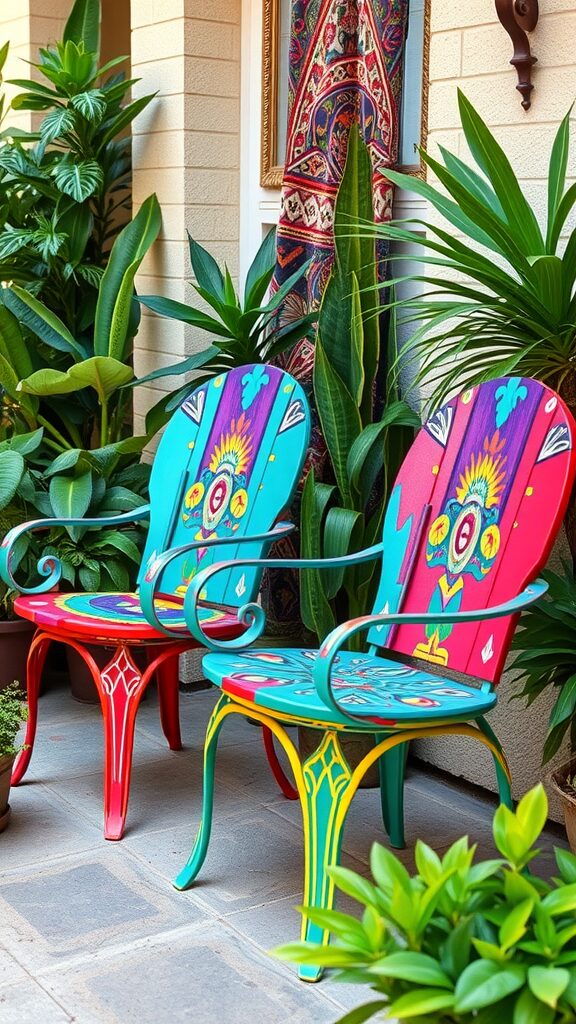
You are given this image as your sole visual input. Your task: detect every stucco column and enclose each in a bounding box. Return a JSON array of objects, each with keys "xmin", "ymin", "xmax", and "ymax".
[
  {"xmin": 0, "ymin": 0, "xmax": 70, "ymax": 129},
  {"xmin": 130, "ymin": 0, "xmax": 242, "ymax": 437}
]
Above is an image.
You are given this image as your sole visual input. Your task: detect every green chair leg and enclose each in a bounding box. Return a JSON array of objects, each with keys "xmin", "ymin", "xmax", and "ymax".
[
  {"xmin": 477, "ymin": 716, "xmax": 513, "ymax": 810},
  {"xmin": 378, "ymin": 738, "xmax": 408, "ymax": 849},
  {"xmin": 174, "ymin": 694, "xmax": 229, "ymax": 891},
  {"xmin": 298, "ymin": 730, "xmax": 356, "ymax": 983}
]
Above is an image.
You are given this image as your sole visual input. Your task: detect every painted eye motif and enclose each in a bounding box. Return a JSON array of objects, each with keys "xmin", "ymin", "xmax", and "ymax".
[{"xmin": 447, "ymin": 503, "xmax": 482, "ymax": 573}]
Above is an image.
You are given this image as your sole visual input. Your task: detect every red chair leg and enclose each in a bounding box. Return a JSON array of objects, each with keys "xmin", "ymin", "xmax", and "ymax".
[
  {"xmin": 262, "ymin": 725, "xmax": 298, "ymax": 800},
  {"xmin": 90, "ymin": 644, "xmax": 148, "ymax": 841},
  {"xmin": 155, "ymin": 652, "xmax": 183, "ymax": 751},
  {"xmin": 12, "ymin": 631, "xmax": 53, "ymax": 786}
]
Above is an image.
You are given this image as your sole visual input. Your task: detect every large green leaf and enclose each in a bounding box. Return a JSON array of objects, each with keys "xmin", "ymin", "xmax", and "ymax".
[
  {"xmin": 49, "ymin": 469, "xmax": 93, "ymax": 520},
  {"xmin": 18, "ymin": 356, "xmax": 133, "ymax": 402},
  {"xmin": 40, "ymin": 106, "xmax": 76, "ymax": 144},
  {"xmin": 52, "ymin": 158, "xmax": 103, "ymax": 202},
  {"xmin": 4, "ymin": 285, "xmax": 85, "ymax": 358},
  {"xmin": 187, "ymin": 233, "xmax": 225, "ymax": 299},
  {"xmin": 71, "ymin": 89, "xmax": 106, "ymax": 122},
  {"xmin": 454, "ymin": 960, "xmax": 525, "ymax": 1013},
  {"xmin": 0, "ymin": 305, "xmax": 34, "ymax": 380},
  {"xmin": 323, "ymin": 506, "xmax": 363, "ymax": 599},
  {"xmin": 63, "ymin": 0, "xmax": 101, "ymax": 57},
  {"xmin": 0, "ymin": 450, "xmax": 25, "ymax": 511},
  {"xmin": 94, "ymin": 194, "xmax": 161, "ymax": 359}
]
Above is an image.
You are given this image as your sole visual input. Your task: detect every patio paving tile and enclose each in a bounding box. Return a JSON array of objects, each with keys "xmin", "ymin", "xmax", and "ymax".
[
  {"xmin": 0, "ymin": 781, "xmax": 102, "ymax": 872},
  {"xmin": 0, "ymin": 979, "xmax": 74, "ymax": 1022},
  {"xmin": 37, "ymin": 922, "xmax": 341, "ymax": 1024},
  {"xmin": 0, "ymin": 847, "xmax": 205, "ymax": 972}
]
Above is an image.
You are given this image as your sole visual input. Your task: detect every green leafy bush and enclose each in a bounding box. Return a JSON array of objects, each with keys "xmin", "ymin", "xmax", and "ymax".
[
  {"xmin": 510, "ymin": 563, "xmax": 576, "ymax": 767},
  {"xmin": 0, "ymin": 682, "xmax": 27, "ymax": 757},
  {"xmin": 277, "ymin": 785, "xmax": 576, "ymax": 1023},
  {"xmin": 134, "ymin": 228, "xmax": 316, "ymax": 434}
]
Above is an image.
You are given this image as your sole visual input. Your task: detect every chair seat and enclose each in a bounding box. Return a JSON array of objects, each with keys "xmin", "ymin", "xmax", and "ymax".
[
  {"xmin": 203, "ymin": 647, "xmax": 497, "ymax": 728},
  {"xmin": 15, "ymin": 591, "xmax": 242, "ymax": 642}
]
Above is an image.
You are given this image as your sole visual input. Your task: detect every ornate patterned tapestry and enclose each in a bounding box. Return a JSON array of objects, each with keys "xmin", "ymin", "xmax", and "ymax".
[{"xmin": 274, "ymin": 0, "xmax": 408, "ymax": 353}]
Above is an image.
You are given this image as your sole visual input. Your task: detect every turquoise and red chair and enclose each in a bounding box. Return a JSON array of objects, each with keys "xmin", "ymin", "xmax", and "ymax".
[
  {"xmin": 0, "ymin": 364, "xmax": 310, "ymax": 840},
  {"xmin": 170, "ymin": 376, "xmax": 576, "ymax": 980}
]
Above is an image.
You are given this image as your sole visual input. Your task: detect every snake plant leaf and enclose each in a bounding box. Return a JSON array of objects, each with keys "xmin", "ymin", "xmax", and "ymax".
[
  {"xmin": 63, "ymin": 0, "xmax": 101, "ymax": 57},
  {"xmin": 299, "ymin": 469, "xmax": 336, "ymax": 641},
  {"xmin": 3, "ymin": 285, "xmax": 85, "ymax": 358},
  {"xmin": 94, "ymin": 193, "xmax": 161, "ymax": 359},
  {"xmin": 313, "ymin": 339, "xmax": 362, "ymax": 508},
  {"xmin": 0, "ymin": 451, "xmax": 25, "ymax": 511},
  {"xmin": 322, "ymin": 506, "xmax": 363, "ymax": 600},
  {"xmin": 18, "ymin": 356, "xmax": 133, "ymax": 403}
]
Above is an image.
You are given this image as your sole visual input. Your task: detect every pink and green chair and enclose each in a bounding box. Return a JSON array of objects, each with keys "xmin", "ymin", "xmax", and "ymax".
[
  {"xmin": 0, "ymin": 364, "xmax": 310, "ymax": 840},
  {"xmin": 172, "ymin": 376, "xmax": 576, "ymax": 980}
]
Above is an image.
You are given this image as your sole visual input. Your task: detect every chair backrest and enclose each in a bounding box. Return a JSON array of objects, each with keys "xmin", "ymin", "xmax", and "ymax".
[
  {"xmin": 369, "ymin": 377, "xmax": 576, "ymax": 683},
  {"xmin": 139, "ymin": 364, "xmax": 310, "ymax": 607}
]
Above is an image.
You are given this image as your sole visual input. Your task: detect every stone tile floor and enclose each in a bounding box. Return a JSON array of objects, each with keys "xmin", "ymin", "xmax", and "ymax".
[{"xmin": 0, "ymin": 679, "xmax": 567, "ymax": 1024}]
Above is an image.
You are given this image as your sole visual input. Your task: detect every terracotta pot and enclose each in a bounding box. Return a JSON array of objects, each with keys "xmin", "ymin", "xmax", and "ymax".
[
  {"xmin": 66, "ymin": 644, "xmax": 149, "ymax": 704},
  {"xmin": 0, "ymin": 753, "xmax": 14, "ymax": 832},
  {"xmin": 0, "ymin": 619, "xmax": 35, "ymax": 694},
  {"xmin": 551, "ymin": 757, "xmax": 576, "ymax": 853},
  {"xmin": 298, "ymin": 726, "xmax": 379, "ymax": 788}
]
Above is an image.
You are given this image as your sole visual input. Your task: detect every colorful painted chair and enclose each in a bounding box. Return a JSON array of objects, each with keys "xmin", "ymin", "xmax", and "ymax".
[
  {"xmin": 172, "ymin": 376, "xmax": 576, "ymax": 980},
  {"xmin": 0, "ymin": 364, "xmax": 310, "ymax": 839}
]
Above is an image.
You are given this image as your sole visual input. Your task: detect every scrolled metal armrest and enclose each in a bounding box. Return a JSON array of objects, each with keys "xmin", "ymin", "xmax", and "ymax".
[
  {"xmin": 183, "ymin": 542, "xmax": 384, "ymax": 651},
  {"xmin": 139, "ymin": 521, "xmax": 296, "ymax": 638},
  {"xmin": 0, "ymin": 506, "xmax": 151, "ymax": 595},
  {"xmin": 312, "ymin": 579, "xmax": 548, "ymax": 725}
]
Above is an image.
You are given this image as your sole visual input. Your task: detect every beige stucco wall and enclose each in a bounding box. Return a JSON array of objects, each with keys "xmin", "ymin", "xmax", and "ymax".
[
  {"xmin": 130, "ymin": 0, "xmax": 241, "ymax": 440},
  {"xmin": 1, "ymin": 0, "xmax": 70, "ymax": 129},
  {"xmin": 415, "ymin": 0, "xmax": 576, "ymax": 819}
]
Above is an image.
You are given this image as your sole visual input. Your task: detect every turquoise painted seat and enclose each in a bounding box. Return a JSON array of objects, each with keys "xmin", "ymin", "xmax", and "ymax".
[
  {"xmin": 203, "ymin": 647, "xmax": 497, "ymax": 725},
  {"xmin": 171, "ymin": 376, "xmax": 576, "ymax": 980},
  {"xmin": 0, "ymin": 364, "xmax": 310, "ymax": 839}
]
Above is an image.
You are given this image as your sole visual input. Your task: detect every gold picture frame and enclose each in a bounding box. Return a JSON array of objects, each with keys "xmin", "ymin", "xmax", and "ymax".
[{"xmin": 260, "ymin": 0, "xmax": 430, "ymax": 190}]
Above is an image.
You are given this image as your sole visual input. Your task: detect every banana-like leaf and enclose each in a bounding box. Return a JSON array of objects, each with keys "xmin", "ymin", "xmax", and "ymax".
[
  {"xmin": 63, "ymin": 0, "xmax": 101, "ymax": 57},
  {"xmin": 4, "ymin": 285, "xmax": 85, "ymax": 358},
  {"xmin": 18, "ymin": 356, "xmax": 133, "ymax": 402},
  {"xmin": 49, "ymin": 469, "xmax": 93, "ymax": 538},
  {"xmin": 0, "ymin": 305, "xmax": 34, "ymax": 380},
  {"xmin": 94, "ymin": 193, "xmax": 161, "ymax": 359},
  {"xmin": 0, "ymin": 450, "xmax": 25, "ymax": 511}
]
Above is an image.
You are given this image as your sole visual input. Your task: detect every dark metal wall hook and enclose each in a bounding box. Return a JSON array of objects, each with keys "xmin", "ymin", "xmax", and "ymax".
[{"xmin": 494, "ymin": 0, "xmax": 539, "ymax": 110}]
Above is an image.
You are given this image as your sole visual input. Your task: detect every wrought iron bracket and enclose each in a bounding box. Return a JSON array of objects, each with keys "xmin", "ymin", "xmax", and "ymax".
[{"xmin": 494, "ymin": 0, "xmax": 539, "ymax": 110}]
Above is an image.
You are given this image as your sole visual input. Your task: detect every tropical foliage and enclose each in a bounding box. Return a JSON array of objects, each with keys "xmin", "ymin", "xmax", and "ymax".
[
  {"xmin": 371, "ymin": 92, "xmax": 576, "ymax": 412},
  {"xmin": 277, "ymin": 785, "xmax": 576, "ymax": 1024},
  {"xmin": 510, "ymin": 563, "xmax": 576, "ymax": 767},
  {"xmin": 134, "ymin": 228, "xmax": 316, "ymax": 433},
  {"xmin": 0, "ymin": 682, "xmax": 27, "ymax": 757},
  {"xmin": 300, "ymin": 129, "xmax": 419, "ymax": 644}
]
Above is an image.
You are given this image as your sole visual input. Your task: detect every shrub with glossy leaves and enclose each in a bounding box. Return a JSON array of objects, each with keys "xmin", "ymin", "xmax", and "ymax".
[{"xmin": 277, "ymin": 785, "xmax": 576, "ymax": 1023}]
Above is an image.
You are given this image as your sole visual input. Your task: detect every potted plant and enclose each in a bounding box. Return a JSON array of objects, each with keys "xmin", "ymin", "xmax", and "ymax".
[
  {"xmin": 509, "ymin": 564, "xmax": 576, "ymax": 852},
  {"xmin": 277, "ymin": 784, "xmax": 576, "ymax": 1022},
  {"xmin": 0, "ymin": 682, "xmax": 27, "ymax": 830}
]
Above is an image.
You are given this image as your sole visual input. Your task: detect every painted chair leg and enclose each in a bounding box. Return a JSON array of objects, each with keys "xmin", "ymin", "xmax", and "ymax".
[
  {"xmin": 477, "ymin": 716, "xmax": 513, "ymax": 809},
  {"xmin": 263, "ymin": 726, "xmax": 298, "ymax": 800},
  {"xmin": 93, "ymin": 644, "xmax": 148, "ymax": 840},
  {"xmin": 174, "ymin": 694, "xmax": 230, "ymax": 891},
  {"xmin": 299, "ymin": 730, "xmax": 358, "ymax": 983},
  {"xmin": 11, "ymin": 632, "xmax": 52, "ymax": 786},
  {"xmin": 378, "ymin": 739, "xmax": 408, "ymax": 850},
  {"xmin": 155, "ymin": 652, "xmax": 183, "ymax": 751}
]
